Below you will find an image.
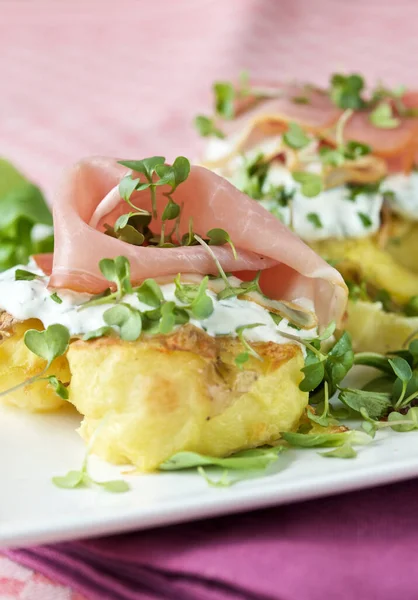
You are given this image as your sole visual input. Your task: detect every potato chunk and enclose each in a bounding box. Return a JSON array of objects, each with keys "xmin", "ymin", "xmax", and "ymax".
[
  {"xmin": 67, "ymin": 325, "xmax": 307, "ymax": 471},
  {"xmin": 0, "ymin": 316, "xmax": 71, "ymax": 411},
  {"xmin": 344, "ymin": 300, "xmax": 418, "ymax": 353}
]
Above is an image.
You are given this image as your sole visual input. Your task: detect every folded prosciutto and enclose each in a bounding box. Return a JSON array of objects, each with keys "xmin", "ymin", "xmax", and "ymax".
[
  {"xmin": 207, "ymin": 81, "xmax": 418, "ymax": 171},
  {"xmin": 39, "ymin": 156, "xmax": 347, "ymax": 328}
]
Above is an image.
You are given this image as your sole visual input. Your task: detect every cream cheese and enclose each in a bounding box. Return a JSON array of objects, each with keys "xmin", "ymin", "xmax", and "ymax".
[
  {"xmin": 381, "ymin": 172, "xmax": 418, "ymax": 221},
  {"xmin": 0, "ymin": 261, "xmax": 315, "ymax": 348}
]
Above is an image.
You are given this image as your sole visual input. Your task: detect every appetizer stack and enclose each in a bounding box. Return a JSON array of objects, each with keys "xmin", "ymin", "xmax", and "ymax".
[
  {"xmin": 0, "ymin": 156, "xmax": 347, "ymax": 474},
  {"xmin": 196, "ymin": 73, "xmax": 418, "ymax": 352}
]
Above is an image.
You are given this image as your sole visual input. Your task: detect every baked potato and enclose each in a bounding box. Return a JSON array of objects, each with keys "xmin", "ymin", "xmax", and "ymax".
[
  {"xmin": 0, "ymin": 314, "xmax": 71, "ymax": 411},
  {"xmin": 310, "ymin": 237, "xmax": 418, "ymax": 351},
  {"xmin": 67, "ymin": 325, "xmax": 307, "ymax": 471}
]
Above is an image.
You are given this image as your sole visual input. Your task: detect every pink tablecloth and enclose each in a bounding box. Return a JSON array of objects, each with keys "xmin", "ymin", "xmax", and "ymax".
[{"xmin": 1, "ymin": 1, "xmax": 418, "ymax": 598}]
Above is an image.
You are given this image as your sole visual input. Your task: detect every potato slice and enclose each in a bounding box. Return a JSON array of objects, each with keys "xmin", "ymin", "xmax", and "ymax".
[
  {"xmin": 0, "ymin": 316, "xmax": 71, "ymax": 411},
  {"xmin": 311, "ymin": 237, "xmax": 418, "ymax": 304},
  {"xmin": 67, "ymin": 325, "xmax": 307, "ymax": 471},
  {"xmin": 345, "ymin": 300, "xmax": 418, "ymax": 353},
  {"xmin": 385, "ymin": 223, "xmax": 418, "ymax": 274}
]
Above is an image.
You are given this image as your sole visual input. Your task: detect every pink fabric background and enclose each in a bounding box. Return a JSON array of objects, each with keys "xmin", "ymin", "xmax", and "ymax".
[
  {"xmin": 1, "ymin": 0, "xmax": 418, "ymax": 201},
  {"xmin": 1, "ymin": 0, "xmax": 417, "ymax": 597}
]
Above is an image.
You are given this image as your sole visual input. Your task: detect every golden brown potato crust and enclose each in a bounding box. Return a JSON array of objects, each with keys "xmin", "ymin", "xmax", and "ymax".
[
  {"xmin": 68, "ymin": 325, "xmax": 307, "ymax": 471},
  {"xmin": 0, "ymin": 315, "xmax": 71, "ymax": 411}
]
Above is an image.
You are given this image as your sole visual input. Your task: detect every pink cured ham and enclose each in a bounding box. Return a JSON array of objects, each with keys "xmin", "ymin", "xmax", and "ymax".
[
  {"xmin": 219, "ymin": 82, "xmax": 418, "ymax": 171},
  {"xmin": 49, "ymin": 156, "xmax": 347, "ymax": 327}
]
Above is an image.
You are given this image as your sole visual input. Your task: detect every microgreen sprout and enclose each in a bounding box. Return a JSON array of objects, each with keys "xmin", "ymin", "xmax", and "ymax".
[
  {"xmin": 291, "ymin": 172, "xmax": 323, "ymax": 198},
  {"xmin": 235, "ymin": 323, "xmax": 264, "ymax": 362},
  {"xmin": 207, "ymin": 228, "xmax": 238, "ymax": 260},
  {"xmin": 0, "ymin": 324, "xmax": 70, "ymax": 398},
  {"xmin": 194, "ymin": 234, "xmax": 231, "ymax": 288},
  {"xmin": 15, "ymin": 269, "xmax": 39, "ymax": 281},
  {"xmin": 194, "ymin": 115, "xmax": 225, "ymax": 139},
  {"xmin": 53, "ymin": 447, "xmax": 130, "ymax": 493}
]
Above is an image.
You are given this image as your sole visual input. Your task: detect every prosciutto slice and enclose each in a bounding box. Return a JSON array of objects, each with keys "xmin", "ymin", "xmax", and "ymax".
[
  {"xmin": 48, "ymin": 156, "xmax": 347, "ymax": 327},
  {"xmin": 217, "ymin": 82, "xmax": 418, "ymax": 171}
]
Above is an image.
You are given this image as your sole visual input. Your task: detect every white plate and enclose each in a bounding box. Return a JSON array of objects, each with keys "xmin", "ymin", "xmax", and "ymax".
[{"xmin": 1, "ymin": 386, "xmax": 418, "ymax": 549}]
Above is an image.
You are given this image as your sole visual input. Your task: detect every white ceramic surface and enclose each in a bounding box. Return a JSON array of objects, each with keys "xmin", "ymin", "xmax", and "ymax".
[{"xmin": 1, "ymin": 395, "xmax": 418, "ymax": 549}]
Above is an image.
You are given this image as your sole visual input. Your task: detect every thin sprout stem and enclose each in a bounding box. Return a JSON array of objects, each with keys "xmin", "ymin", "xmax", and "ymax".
[
  {"xmin": 238, "ymin": 332, "xmax": 263, "ymax": 361},
  {"xmin": 194, "ymin": 234, "xmax": 231, "ymax": 288},
  {"xmin": 280, "ymin": 331, "xmax": 324, "ymax": 359},
  {"xmin": 78, "ymin": 292, "xmax": 118, "ymax": 311},
  {"xmin": 335, "ymin": 109, "xmax": 354, "ymax": 149},
  {"xmin": 398, "ymin": 389, "xmax": 418, "ymax": 409},
  {"xmin": 321, "ymin": 381, "xmax": 329, "ymax": 418},
  {"xmin": 0, "ymin": 366, "xmax": 49, "ymax": 398},
  {"xmin": 159, "ymin": 223, "xmax": 166, "ymax": 247},
  {"xmin": 150, "ymin": 184, "xmax": 158, "ymax": 219},
  {"xmin": 395, "ymin": 382, "xmax": 408, "ymax": 409}
]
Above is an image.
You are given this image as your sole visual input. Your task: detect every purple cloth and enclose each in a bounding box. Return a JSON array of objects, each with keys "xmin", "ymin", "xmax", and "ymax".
[{"xmin": 7, "ymin": 479, "xmax": 418, "ymax": 600}]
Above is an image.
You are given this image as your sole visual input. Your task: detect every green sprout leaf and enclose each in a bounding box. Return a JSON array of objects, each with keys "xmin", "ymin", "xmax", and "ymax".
[
  {"xmin": 387, "ymin": 408, "xmax": 418, "ymax": 432},
  {"xmin": 320, "ymin": 443, "xmax": 357, "ymax": 459},
  {"xmin": 281, "ymin": 430, "xmax": 371, "ymax": 448},
  {"xmin": 369, "ymin": 102, "xmax": 400, "ymax": 129},
  {"xmin": 159, "ymin": 301, "xmax": 176, "ymax": 334},
  {"xmin": 136, "ymin": 279, "xmax": 164, "ymax": 308},
  {"xmin": 213, "ymin": 82, "xmax": 235, "ymax": 119},
  {"xmin": 300, "ymin": 357, "xmax": 325, "ymax": 392},
  {"xmin": 339, "ymin": 388, "xmax": 391, "ymax": 419},
  {"xmin": 96, "ymin": 480, "xmax": 131, "ymax": 493},
  {"xmin": 197, "ymin": 467, "xmax": 231, "ymax": 487},
  {"xmin": 388, "ymin": 357, "xmax": 412, "ymax": 385},
  {"xmin": 99, "ymin": 256, "xmax": 132, "ymax": 298},
  {"xmin": 118, "ymin": 157, "xmax": 166, "ymax": 181},
  {"xmin": 207, "ymin": 228, "xmax": 238, "ymax": 259},
  {"xmin": 52, "ymin": 470, "xmax": 85, "ymax": 489},
  {"xmin": 103, "ymin": 304, "xmax": 142, "ymax": 341},
  {"xmin": 15, "ymin": 269, "xmax": 38, "ymax": 281},
  {"xmin": 292, "ymin": 172, "xmax": 323, "ymax": 197},
  {"xmin": 358, "ymin": 212, "xmax": 373, "ymax": 228},
  {"xmin": 161, "ymin": 198, "xmax": 180, "ymax": 221},
  {"xmin": 24, "ymin": 324, "xmax": 70, "ymax": 368},
  {"xmin": 283, "ymin": 122, "xmax": 311, "ymax": 150},
  {"xmin": 82, "ymin": 326, "xmax": 112, "ymax": 341},
  {"xmin": 118, "ymin": 175, "xmax": 141, "ymax": 202},
  {"xmin": 52, "ymin": 450, "xmax": 130, "ymax": 493},
  {"xmin": 344, "ymin": 140, "xmax": 371, "ymax": 160},
  {"xmin": 306, "ymin": 213, "xmax": 323, "ymax": 229},
  {"xmin": 160, "ymin": 446, "xmax": 284, "ymax": 471},
  {"xmin": 188, "ymin": 277, "xmax": 214, "ymax": 319},
  {"xmin": 330, "ymin": 73, "xmax": 366, "ymax": 110},
  {"xmin": 194, "ymin": 115, "xmax": 225, "ymax": 139},
  {"xmin": 50, "ymin": 292, "xmax": 62, "ymax": 304},
  {"xmin": 45, "ymin": 375, "xmax": 69, "ymax": 400}
]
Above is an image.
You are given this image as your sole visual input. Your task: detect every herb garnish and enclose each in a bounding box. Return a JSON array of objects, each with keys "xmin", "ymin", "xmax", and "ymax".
[
  {"xmin": 194, "ymin": 115, "xmax": 225, "ymax": 138},
  {"xmin": 283, "ymin": 122, "xmax": 311, "ymax": 150},
  {"xmin": 160, "ymin": 447, "xmax": 284, "ymax": 487},
  {"xmin": 292, "ymin": 172, "xmax": 323, "ymax": 197},
  {"xmin": 357, "ymin": 212, "xmax": 373, "ymax": 228},
  {"xmin": 369, "ymin": 102, "xmax": 400, "ymax": 129},
  {"xmin": 53, "ymin": 447, "xmax": 129, "ymax": 493},
  {"xmin": 15, "ymin": 269, "xmax": 39, "ymax": 281},
  {"xmin": 307, "ymin": 213, "xmax": 323, "ymax": 229},
  {"xmin": 0, "ymin": 324, "xmax": 70, "ymax": 399},
  {"xmin": 329, "ymin": 73, "xmax": 367, "ymax": 110}
]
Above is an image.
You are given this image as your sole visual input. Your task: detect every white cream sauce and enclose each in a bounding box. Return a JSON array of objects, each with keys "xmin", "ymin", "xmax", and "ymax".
[
  {"xmin": 259, "ymin": 163, "xmax": 382, "ymax": 241},
  {"xmin": 0, "ymin": 261, "xmax": 314, "ymax": 348},
  {"xmin": 381, "ymin": 172, "xmax": 418, "ymax": 221}
]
